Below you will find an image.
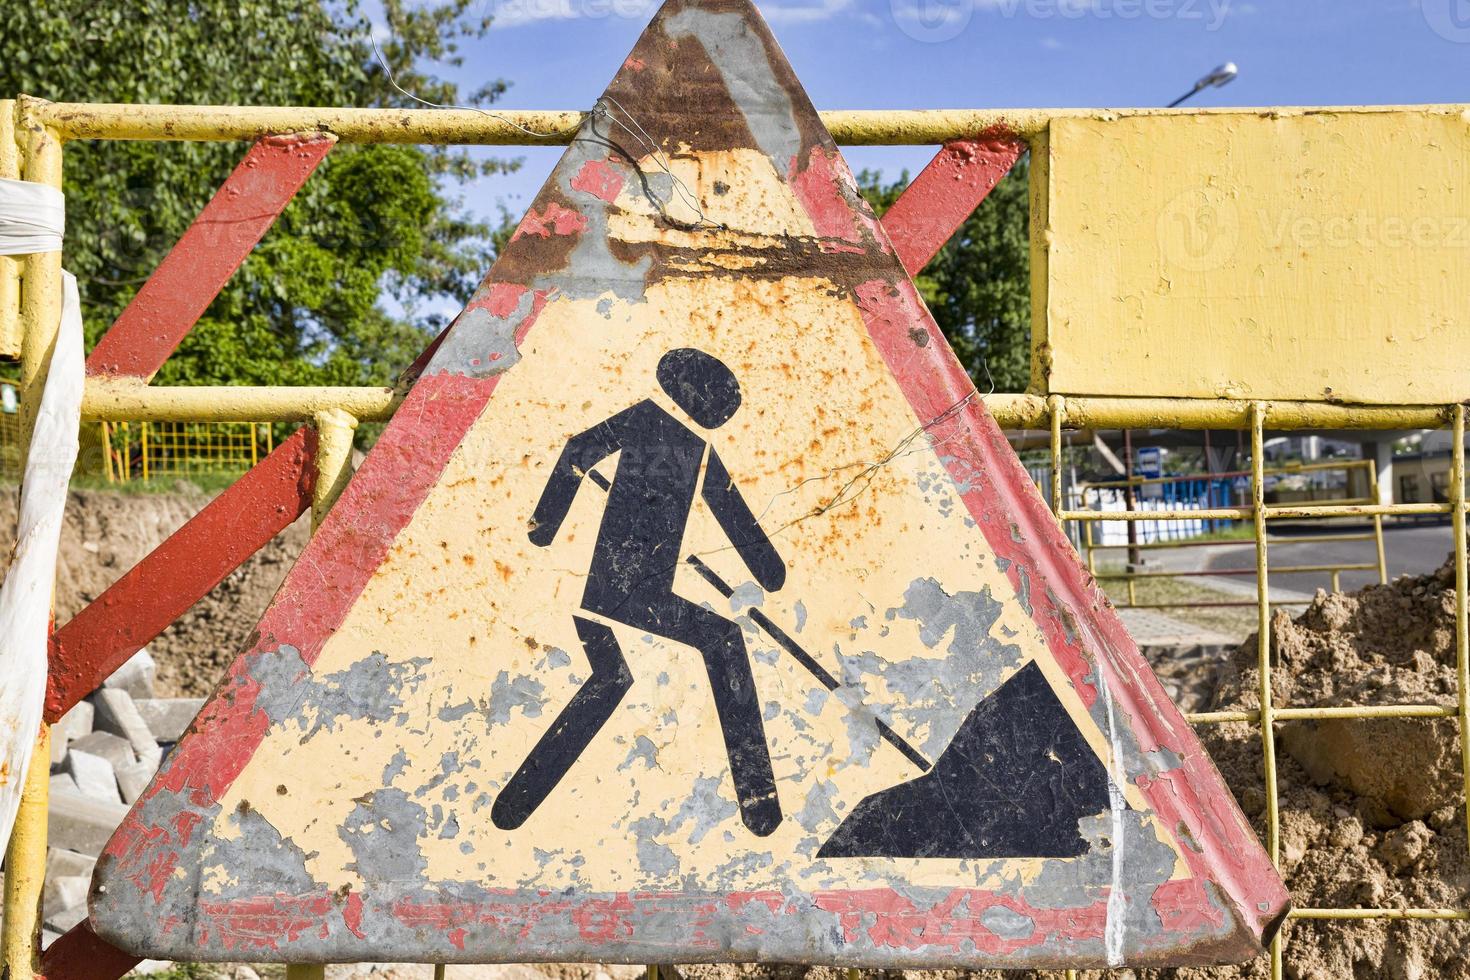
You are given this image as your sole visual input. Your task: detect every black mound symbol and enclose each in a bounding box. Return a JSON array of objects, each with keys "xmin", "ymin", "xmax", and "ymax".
[{"xmin": 818, "ymin": 661, "xmax": 1114, "ymax": 859}]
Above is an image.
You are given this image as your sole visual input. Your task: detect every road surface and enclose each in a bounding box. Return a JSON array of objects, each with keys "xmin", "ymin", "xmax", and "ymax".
[{"xmin": 1197, "ymin": 522, "xmax": 1452, "ymax": 594}]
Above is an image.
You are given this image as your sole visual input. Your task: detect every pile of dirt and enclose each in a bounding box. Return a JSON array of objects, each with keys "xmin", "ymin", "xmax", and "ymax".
[
  {"xmin": 1176, "ymin": 550, "xmax": 1470, "ymax": 980},
  {"xmin": 0, "ymin": 485, "xmax": 308, "ymax": 697}
]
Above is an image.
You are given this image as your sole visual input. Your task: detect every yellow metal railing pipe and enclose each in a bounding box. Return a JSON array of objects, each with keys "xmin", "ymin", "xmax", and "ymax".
[
  {"xmin": 29, "ymin": 98, "xmax": 1470, "ymax": 146},
  {"xmin": 1064, "ymin": 502, "xmax": 1453, "ymax": 522},
  {"xmin": 1063, "ymin": 508, "xmax": 1254, "ymax": 521},
  {"xmin": 1263, "ymin": 502, "xmax": 1446, "ymax": 519},
  {"xmin": 311, "ymin": 409, "xmax": 358, "ymax": 530},
  {"xmin": 78, "ymin": 382, "xmax": 1457, "ymax": 433},
  {"xmin": 1048, "ymin": 395, "xmax": 1064, "ymax": 519},
  {"xmin": 1089, "ymin": 533, "xmax": 1377, "ymax": 550},
  {"xmin": 35, "ymin": 98, "xmax": 1061, "ymax": 146},
  {"xmin": 16, "ymin": 107, "xmax": 62, "ymax": 459},
  {"xmin": 1079, "ymin": 458, "xmax": 1375, "ymax": 491},
  {"xmin": 990, "ymin": 393, "xmax": 1450, "ymax": 432},
  {"xmin": 1, "ymin": 107, "xmax": 62, "ymax": 980},
  {"xmin": 1093, "ymin": 563, "xmax": 1377, "ymax": 580},
  {"xmin": 1, "ymin": 730, "xmax": 50, "ymax": 980},
  {"xmin": 1083, "ymin": 512, "xmax": 1096, "ymax": 576},
  {"xmin": 1189, "ymin": 704, "xmax": 1460, "ymax": 725},
  {"xmin": 0, "ymin": 99, "xmax": 20, "ymax": 360},
  {"xmin": 1366, "ymin": 455, "xmax": 1390, "ymax": 584},
  {"xmin": 82, "ymin": 378, "xmax": 402, "ymax": 423},
  {"xmin": 1252, "ymin": 403, "xmax": 1285, "ymax": 980},
  {"xmin": 1453, "ymin": 404, "xmax": 1469, "ymax": 857}
]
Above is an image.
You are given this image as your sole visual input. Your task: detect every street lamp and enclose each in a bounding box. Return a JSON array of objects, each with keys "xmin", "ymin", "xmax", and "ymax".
[{"xmin": 1167, "ymin": 61, "xmax": 1239, "ymax": 108}]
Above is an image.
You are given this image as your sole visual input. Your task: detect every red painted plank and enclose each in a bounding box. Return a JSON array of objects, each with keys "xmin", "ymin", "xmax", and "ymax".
[
  {"xmin": 39, "ymin": 921, "xmax": 140, "ymax": 980},
  {"xmin": 45, "ymin": 427, "xmax": 317, "ymax": 722},
  {"xmin": 85, "ymin": 134, "xmax": 335, "ymax": 380},
  {"xmin": 880, "ymin": 136, "xmax": 1026, "ymax": 276}
]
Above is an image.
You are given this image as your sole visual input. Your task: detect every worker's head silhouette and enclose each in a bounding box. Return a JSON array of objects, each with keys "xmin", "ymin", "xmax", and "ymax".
[{"xmin": 657, "ymin": 348, "xmax": 741, "ymax": 429}]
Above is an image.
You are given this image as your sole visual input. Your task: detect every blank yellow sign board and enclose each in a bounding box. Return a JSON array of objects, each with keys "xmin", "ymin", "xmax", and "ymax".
[{"xmin": 1036, "ymin": 108, "xmax": 1470, "ymax": 405}]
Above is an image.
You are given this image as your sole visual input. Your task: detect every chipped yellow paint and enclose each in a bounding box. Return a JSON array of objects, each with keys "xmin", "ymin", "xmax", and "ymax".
[
  {"xmin": 1038, "ymin": 109, "xmax": 1470, "ymax": 404},
  {"xmin": 203, "ymin": 183, "xmax": 1187, "ymax": 900}
]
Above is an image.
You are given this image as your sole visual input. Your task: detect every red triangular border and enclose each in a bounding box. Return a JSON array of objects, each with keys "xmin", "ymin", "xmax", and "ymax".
[{"xmin": 92, "ymin": 0, "xmax": 1287, "ymax": 967}]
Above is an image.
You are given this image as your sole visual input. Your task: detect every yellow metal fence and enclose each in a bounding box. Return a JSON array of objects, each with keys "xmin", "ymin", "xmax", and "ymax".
[
  {"xmin": 0, "ymin": 418, "xmax": 275, "ymax": 485},
  {"xmin": 0, "ymin": 406, "xmax": 19, "ymax": 482},
  {"xmin": 1045, "ymin": 400, "xmax": 1469, "ymax": 980},
  {"xmin": 0, "ymin": 94, "xmax": 1466, "ymax": 980},
  {"xmin": 1080, "ymin": 459, "xmax": 1391, "ymax": 608},
  {"xmin": 97, "ymin": 420, "xmax": 274, "ymax": 484}
]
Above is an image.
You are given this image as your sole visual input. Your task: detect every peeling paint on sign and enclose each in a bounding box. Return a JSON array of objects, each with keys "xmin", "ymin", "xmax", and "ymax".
[{"xmin": 90, "ymin": 0, "xmax": 1287, "ymax": 968}]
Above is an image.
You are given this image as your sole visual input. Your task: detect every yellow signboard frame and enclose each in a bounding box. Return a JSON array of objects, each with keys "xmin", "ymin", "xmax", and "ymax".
[{"xmin": 1033, "ymin": 106, "xmax": 1470, "ymax": 405}]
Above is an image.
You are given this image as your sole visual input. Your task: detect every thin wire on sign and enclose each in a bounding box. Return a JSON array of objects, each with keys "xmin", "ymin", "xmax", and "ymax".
[
  {"xmin": 367, "ymin": 29, "xmax": 715, "ymax": 230},
  {"xmin": 367, "ymin": 32, "xmax": 567, "ymax": 140},
  {"xmin": 593, "ymin": 95, "xmax": 714, "ymax": 229},
  {"xmin": 754, "ymin": 350, "xmax": 995, "ymax": 524},
  {"xmin": 976, "ymin": 349, "xmax": 997, "ymax": 400}
]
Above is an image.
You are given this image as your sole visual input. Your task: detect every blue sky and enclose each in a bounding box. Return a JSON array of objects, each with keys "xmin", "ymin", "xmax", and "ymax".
[{"xmin": 405, "ymin": 0, "xmax": 1467, "ymax": 220}]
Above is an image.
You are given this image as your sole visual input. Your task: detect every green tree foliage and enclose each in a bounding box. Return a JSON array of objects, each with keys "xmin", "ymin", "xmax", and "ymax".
[
  {"xmin": 859, "ymin": 159, "xmax": 1032, "ymax": 393},
  {"xmin": 2, "ymin": 0, "xmax": 516, "ymax": 387}
]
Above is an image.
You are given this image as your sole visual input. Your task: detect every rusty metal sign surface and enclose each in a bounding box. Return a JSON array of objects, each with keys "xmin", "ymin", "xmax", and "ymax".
[{"xmin": 90, "ymin": 0, "xmax": 1288, "ymax": 967}]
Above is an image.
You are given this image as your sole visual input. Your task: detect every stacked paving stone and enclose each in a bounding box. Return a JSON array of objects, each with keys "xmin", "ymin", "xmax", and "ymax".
[{"xmin": 41, "ymin": 648, "xmax": 204, "ymax": 946}]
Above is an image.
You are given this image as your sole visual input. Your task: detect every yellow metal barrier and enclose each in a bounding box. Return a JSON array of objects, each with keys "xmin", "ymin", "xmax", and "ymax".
[{"xmin": 2, "ymin": 95, "xmax": 1469, "ymax": 980}]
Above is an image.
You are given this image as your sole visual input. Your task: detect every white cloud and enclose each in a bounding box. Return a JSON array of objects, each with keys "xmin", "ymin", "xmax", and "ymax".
[{"xmin": 891, "ymin": 0, "xmax": 972, "ymax": 28}]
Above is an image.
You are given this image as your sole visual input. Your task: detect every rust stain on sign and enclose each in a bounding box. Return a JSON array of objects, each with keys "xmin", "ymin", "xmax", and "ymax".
[{"xmin": 89, "ymin": 0, "xmax": 1287, "ymax": 968}]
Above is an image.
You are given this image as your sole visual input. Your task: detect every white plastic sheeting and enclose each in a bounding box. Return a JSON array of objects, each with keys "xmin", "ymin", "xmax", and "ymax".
[{"xmin": 0, "ymin": 177, "xmax": 83, "ymax": 857}]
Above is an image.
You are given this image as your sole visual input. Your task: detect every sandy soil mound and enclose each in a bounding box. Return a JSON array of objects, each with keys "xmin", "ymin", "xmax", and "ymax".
[
  {"xmin": 0, "ymin": 486, "xmax": 308, "ymax": 697},
  {"xmin": 1180, "ymin": 551, "xmax": 1470, "ymax": 980}
]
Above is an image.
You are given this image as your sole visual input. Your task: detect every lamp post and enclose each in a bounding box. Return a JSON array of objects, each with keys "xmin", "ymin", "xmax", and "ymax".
[{"xmin": 1167, "ymin": 61, "xmax": 1239, "ymax": 108}]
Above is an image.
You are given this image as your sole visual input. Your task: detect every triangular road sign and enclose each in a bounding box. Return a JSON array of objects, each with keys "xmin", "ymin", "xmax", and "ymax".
[{"xmin": 91, "ymin": 0, "xmax": 1288, "ymax": 967}]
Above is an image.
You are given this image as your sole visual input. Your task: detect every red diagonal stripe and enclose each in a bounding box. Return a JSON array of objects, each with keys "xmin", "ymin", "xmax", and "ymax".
[
  {"xmin": 45, "ymin": 426, "xmax": 317, "ymax": 722},
  {"xmin": 86, "ymin": 133, "xmax": 335, "ymax": 380},
  {"xmin": 39, "ymin": 921, "xmax": 141, "ymax": 980},
  {"xmin": 881, "ymin": 135, "xmax": 1026, "ymax": 276}
]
